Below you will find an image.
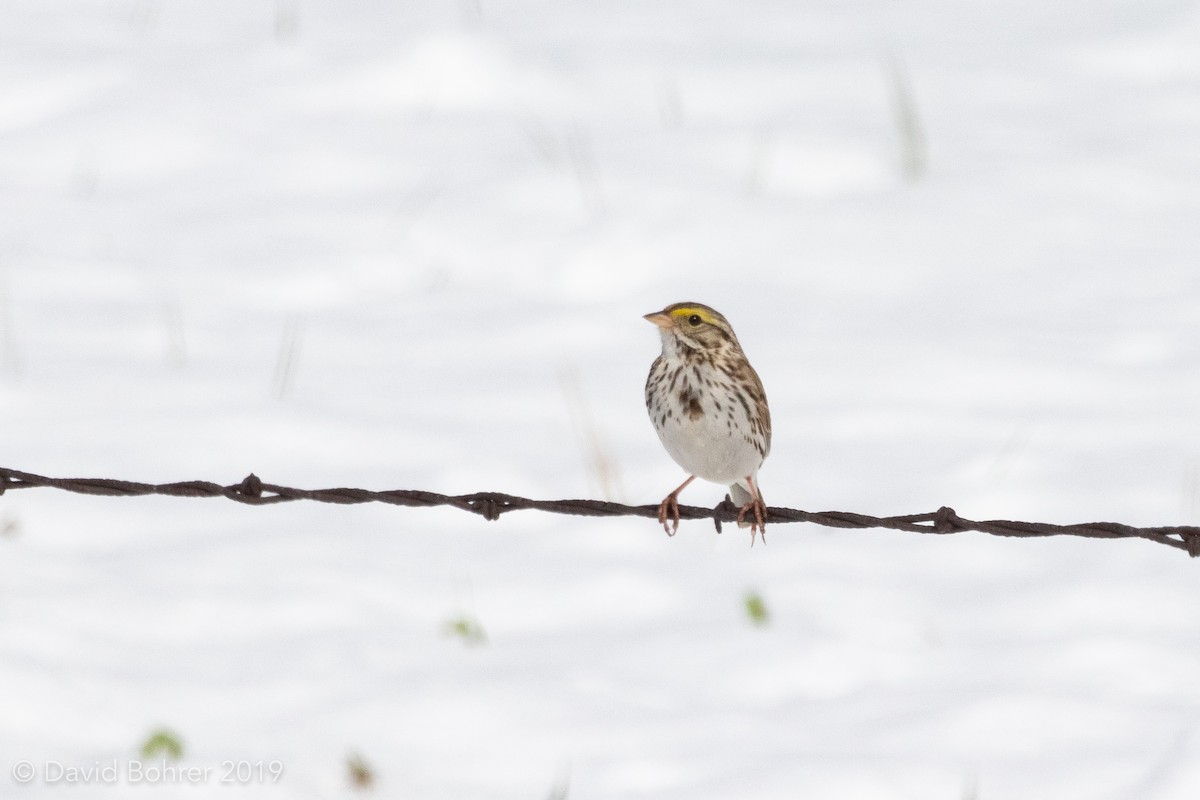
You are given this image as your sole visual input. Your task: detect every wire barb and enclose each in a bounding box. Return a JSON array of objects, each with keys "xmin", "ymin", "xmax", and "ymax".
[{"xmin": 0, "ymin": 467, "xmax": 1197, "ymax": 557}]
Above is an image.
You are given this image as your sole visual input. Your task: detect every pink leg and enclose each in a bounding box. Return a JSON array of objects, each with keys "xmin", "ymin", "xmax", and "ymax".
[
  {"xmin": 735, "ymin": 475, "xmax": 767, "ymax": 545},
  {"xmin": 657, "ymin": 475, "xmax": 696, "ymax": 536}
]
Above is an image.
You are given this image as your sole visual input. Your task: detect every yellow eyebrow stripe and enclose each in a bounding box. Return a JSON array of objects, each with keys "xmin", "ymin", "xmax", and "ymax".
[{"xmin": 668, "ymin": 307, "xmax": 716, "ymax": 324}]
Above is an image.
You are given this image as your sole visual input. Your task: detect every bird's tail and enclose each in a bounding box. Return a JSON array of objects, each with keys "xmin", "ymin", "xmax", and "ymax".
[{"xmin": 729, "ymin": 480, "xmax": 754, "ymax": 528}]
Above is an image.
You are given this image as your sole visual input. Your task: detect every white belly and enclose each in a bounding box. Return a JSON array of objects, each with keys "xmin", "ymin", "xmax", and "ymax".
[{"xmin": 656, "ymin": 412, "xmax": 763, "ymax": 486}]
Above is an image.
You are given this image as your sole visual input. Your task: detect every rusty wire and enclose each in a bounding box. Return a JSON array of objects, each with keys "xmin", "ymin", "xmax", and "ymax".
[{"xmin": 1, "ymin": 467, "xmax": 1197, "ymax": 557}]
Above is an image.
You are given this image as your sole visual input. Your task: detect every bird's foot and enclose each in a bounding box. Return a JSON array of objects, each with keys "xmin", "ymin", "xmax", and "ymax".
[
  {"xmin": 736, "ymin": 495, "xmax": 767, "ymax": 545},
  {"xmin": 657, "ymin": 494, "xmax": 681, "ymax": 536}
]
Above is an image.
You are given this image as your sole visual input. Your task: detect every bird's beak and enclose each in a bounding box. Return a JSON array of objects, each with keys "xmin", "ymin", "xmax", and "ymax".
[{"xmin": 643, "ymin": 312, "xmax": 672, "ymax": 329}]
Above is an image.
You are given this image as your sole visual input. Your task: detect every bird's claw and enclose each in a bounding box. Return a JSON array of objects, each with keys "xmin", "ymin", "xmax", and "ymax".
[
  {"xmin": 657, "ymin": 494, "xmax": 681, "ymax": 536},
  {"xmin": 736, "ymin": 496, "xmax": 767, "ymax": 546}
]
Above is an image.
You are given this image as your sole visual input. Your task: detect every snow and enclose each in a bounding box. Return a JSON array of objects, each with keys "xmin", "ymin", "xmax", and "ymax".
[{"xmin": 2, "ymin": 1, "xmax": 1200, "ymax": 797}]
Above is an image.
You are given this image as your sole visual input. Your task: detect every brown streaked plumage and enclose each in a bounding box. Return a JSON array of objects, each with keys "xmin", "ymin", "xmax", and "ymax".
[{"xmin": 644, "ymin": 302, "xmax": 771, "ymax": 543}]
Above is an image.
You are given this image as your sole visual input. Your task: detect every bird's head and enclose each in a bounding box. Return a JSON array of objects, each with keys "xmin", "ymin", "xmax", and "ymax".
[{"xmin": 644, "ymin": 302, "xmax": 742, "ymax": 356}]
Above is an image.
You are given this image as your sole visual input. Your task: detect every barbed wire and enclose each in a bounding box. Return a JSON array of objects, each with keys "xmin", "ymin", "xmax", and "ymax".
[{"xmin": 1, "ymin": 467, "xmax": 1197, "ymax": 557}]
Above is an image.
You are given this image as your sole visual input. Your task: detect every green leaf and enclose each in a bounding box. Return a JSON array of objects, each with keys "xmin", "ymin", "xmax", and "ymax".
[
  {"xmin": 744, "ymin": 591, "xmax": 769, "ymax": 626},
  {"xmin": 140, "ymin": 728, "xmax": 184, "ymax": 760},
  {"xmin": 442, "ymin": 615, "xmax": 487, "ymax": 645}
]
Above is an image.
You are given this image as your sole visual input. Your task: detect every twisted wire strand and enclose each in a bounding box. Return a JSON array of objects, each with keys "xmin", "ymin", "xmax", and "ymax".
[{"xmin": 1, "ymin": 467, "xmax": 1197, "ymax": 557}]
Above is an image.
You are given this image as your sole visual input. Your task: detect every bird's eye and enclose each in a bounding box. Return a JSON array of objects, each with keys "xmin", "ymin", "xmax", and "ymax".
[{"xmin": 687, "ymin": 314, "xmax": 702, "ymax": 326}]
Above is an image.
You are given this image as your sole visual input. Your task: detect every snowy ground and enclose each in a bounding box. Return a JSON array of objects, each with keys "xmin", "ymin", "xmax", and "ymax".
[{"xmin": 2, "ymin": 1, "xmax": 1200, "ymax": 797}]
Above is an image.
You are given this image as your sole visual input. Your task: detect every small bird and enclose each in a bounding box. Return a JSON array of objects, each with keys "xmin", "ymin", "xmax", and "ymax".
[{"xmin": 644, "ymin": 302, "xmax": 771, "ymax": 541}]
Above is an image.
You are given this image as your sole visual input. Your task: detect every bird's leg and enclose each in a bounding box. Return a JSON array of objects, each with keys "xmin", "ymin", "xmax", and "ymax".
[
  {"xmin": 657, "ymin": 475, "xmax": 696, "ymax": 536},
  {"xmin": 735, "ymin": 475, "xmax": 767, "ymax": 545}
]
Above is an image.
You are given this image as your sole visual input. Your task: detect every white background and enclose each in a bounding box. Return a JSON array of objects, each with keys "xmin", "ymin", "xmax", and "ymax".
[{"xmin": 2, "ymin": 1, "xmax": 1200, "ymax": 797}]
